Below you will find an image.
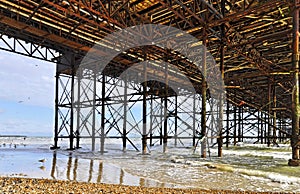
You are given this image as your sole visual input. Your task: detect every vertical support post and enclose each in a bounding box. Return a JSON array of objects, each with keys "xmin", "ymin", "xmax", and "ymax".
[
  {"xmin": 226, "ymin": 100, "xmax": 229, "ymax": 147},
  {"xmin": 210, "ymin": 102, "xmax": 214, "ymax": 145},
  {"xmin": 163, "ymin": 93, "xmax": 168, "ymax": 153},
  {"xmin": 261, "ymin": 111, "xmax": 264, "ymax": 144},
  {"xmin": 267, "ymin": 80, "xmax": 272, "ymax": 147},
  {"xmin": 289, "ymin": 0, "xmax": 300, "ymax": 166},
  {"xmin": 76, "ymin": 69, "xmax": 81, "ymax": 149},
  {"xmin": 264, "ymin": 111, "xmax": 268, "ymax": 144},
  {"xmin": 150, "ymin": 95, "xmax": 153, "ymax": 146},
  {"xmin": 233, "ymin": 100, "xmax": 237, "ymax": 145},
  {"xmin": 217, "ymin": 0, "xmax": 226, "ymax": 157},
  {"xmin": 52, "ymin": 71, "xmax": 60, "ymax": 150},
  {"xmin": 123, "ymin": 75, "xmax": 128, "ymax": 152},
  {"xmin": 69, "ymin": 58, "xmax": 75, "ymax": 150},
  {"xmin": 201, "ymin": 30, "xmax": 207, "ymax": 158},
  {"xmin": 238, "ymin": 106, "xmax": 242, "ymax": 142},
  {"xmin": 142, "ymin": 63, "xmax": 148, "ymax": 154},
  {"xmin": 278, "ymin": 113, "xmax": 282, "ymax": 143},
  {"xmin": 174, "ymin": 95, "xmax": 178, "ymax": 147},
  {"xmin": 273, "ymin": 85, "xmax": 277, "ymax": 145},
  {"xmin": 160, "ymin": 97, "xmax": 163, "ymax": 145},
  {"xmin": 257, "ymin": 111, "xmax": 260, "ymax": 143},
  {"xmin": 193, "ymin": 94, "xmax": 196, "ymax": 146},
  {"xmin": 218, "ymin": 95, "xmax": 224, "ymax": 157},
  {"xmin": 100, "ymin": 74, "xmax": 105, "ymax": 153},
  {"xmin": 241, "ymin": 106, "xmax": 244, "ymax": 141},
  {"xmin": 163, "ymin": 60, "xmax": 169, "ymax": 153},
  {"xmin": 91, "ymin": 71, "xmax": 96, "ymax": 152}
]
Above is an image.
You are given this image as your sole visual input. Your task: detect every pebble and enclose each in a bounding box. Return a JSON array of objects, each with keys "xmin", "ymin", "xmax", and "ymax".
[{"xmin": 0, "ymin": 177, "xmax": 296, "ymax": 193}]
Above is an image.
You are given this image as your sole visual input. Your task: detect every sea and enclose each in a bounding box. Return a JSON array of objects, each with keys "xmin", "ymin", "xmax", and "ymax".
[{"xmin": 0, "ymin": 136, "xmax": 300, "ymax": 192}]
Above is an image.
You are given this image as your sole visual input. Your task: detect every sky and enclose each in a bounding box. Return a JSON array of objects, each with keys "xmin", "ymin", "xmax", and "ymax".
[{"xmin": 0, "ymin": 49, "xmax": 56, "ymax": 137}]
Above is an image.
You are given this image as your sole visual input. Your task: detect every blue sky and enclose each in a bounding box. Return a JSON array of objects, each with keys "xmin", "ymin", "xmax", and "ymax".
[{"xmin": 0, "ymin": 49, "xmax": 56, "ymax": 136}]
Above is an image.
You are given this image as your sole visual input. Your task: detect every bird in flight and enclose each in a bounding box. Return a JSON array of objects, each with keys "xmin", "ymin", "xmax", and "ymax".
[{"xmin": 38, "ymin": 159, "xmax": 46, "ymax": 163}]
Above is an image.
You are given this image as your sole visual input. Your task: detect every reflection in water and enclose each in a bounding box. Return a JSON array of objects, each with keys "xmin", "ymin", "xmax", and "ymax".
[
  {"xmin": 73, "ymin": 158, "xmax": 78, "ymax": 181},
  {"xmin": 50, "ymin": 151, "xmax": 56, "ymax": 179},
  {"xmin": 120, "ymin": 169, "xmax": 124, "ymax": 185},
  {"xmin": 140, "ymin": 177, "xmax": 145, "ymax": 187},
  {"xmin": 49, "ymin": 151, "xmax": 169, "ymax": 188},
  {"xmin": 66, "ymin": 153, "xmax": 72, "ymax": 180},
  {"xmin": 3, "ymin": 137, "xmax": 300, "ymax": 192},
  {"xmin": 88, "ymin": 159, "xmax": 94, "ymax": 182},
  {"xmin": 97, "ymin": 161, "xmax": 103, "ymax": 183}
]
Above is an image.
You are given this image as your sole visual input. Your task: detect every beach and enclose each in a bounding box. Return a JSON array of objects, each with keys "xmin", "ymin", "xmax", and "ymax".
[
  {"xmin": 1, "ymin": 137, "xmax": 300, "ymax": 193},
  {"xmin": 0, "ymin": 177, "xmax": 295, "ymax": 194}
]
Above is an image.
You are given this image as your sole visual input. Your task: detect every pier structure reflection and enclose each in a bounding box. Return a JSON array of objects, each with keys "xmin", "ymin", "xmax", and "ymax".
[{"xmin": 49, "ymin": 151, "xmax": 165, "ymax": 188}]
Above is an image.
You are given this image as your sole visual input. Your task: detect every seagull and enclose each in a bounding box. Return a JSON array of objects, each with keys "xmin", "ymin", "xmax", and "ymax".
[
  {"xmin": 38, "ymin": 159, "xmax": 46, "ymax": 163},
  {"xmin": 39, "ymin": 166, "xmax": 46, "ymax": 170}
]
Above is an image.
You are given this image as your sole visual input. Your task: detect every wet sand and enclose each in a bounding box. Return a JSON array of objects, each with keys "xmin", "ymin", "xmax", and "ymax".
[{"xmin": 0, "ymin": 177, "xmax": 296, "ymax": 194}]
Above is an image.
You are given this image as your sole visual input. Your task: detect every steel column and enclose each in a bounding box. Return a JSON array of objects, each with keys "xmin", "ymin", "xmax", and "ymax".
[
  {"xmin": 193, "ymin": 94, "xmax": 196, "ymax": 146},
  {"xmin": 267, "ymin": 80, "xmax": 272, "ymax": 147},
  {"xmin": 226, "ymin": 101, "xmax": 230, "ymax": 147},
  {"xmin": 217, "ymin": 0, "xmax": 226, "ymax": 158},
  {"xmin": 91, "ymin": 71, "xmax": 96, "ymax": 151},
  {"xmin": 233, "ymin": 99, "xmax": 237, "ymax": 146},
  {"xmin": 51, "ymin": 71, "xmax": 60, "ymax": 149},
  {"xmin": 174, "ymin": 95, "xmax": 178, "ymax": 147},
  {"xmin": 100, "ymin": 75, "xmax": 105, "ymax": 153},
  {"xmin": 69, "ymin": 58, "xmax": 75, "ymax": 150},
  {"xmin": 123, "ymin": 76, "xmax": 128, "ymax": 152},
  {"xmin": 160, "ymin": 97, "xmax": 163, "ymax": 145},
  {"xmin": 257, "ymin": 111, "xmax": 260, "ymax": 143},
  {"xmin": 150, "ymin": 95, "xmax": 153, "ymax": 147},
  {"xmin": 238, "ymin": 106, "xmax": 242, "ymax": 142},
  {"xmin": 289, "ymin": 0, "xmax": 300, "ymax": 165},
  {"xmin": 273, "ymin": 85, "xmax": 277, "ymax": 145},
  {"xmin": 264, "ymin": 111, "xmax": 268, "ymax": 144},
  {"xmin": 75, "ymin": 70, "xmax": 81, "ymax": 149},
  {"xmin": 260, "ymin": 111, "xmax": 264, "ymax": 144},
  {"xmin": 142, "ymin": 65, "xmax": 147, "ymax": 154},
  {"xmin": 201, "ymin": 30, "xmax": 207, "ymax": 158},
  {"xmin": 163, "ymin": 60, "xmax": 169, "ymax": 153}
]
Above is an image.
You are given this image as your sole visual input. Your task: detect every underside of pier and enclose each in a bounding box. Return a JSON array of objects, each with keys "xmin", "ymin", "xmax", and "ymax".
[{"xmin": 0, "ymin": 0, "xmax": 300, "ymax": 165}]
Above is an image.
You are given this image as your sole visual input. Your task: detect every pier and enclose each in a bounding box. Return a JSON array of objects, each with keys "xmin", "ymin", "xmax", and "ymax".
[{"xmin": 0, "ymin": 0, "xmax": 299, "ymax": 166}]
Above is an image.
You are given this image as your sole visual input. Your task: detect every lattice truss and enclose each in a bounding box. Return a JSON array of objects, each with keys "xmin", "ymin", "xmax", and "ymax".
[
  {"xmin": 60, "ymin": 58, "xmax": 220, "ymax": 151},
  {"xmin": 0, "ymin": 0, "xmax": 297, "ymax": 152}
]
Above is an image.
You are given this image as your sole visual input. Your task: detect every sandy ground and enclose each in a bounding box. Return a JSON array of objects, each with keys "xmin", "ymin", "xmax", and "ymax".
[{"xmin": 0, "ymin": 177, "xmax": 296, "ymax": 194}]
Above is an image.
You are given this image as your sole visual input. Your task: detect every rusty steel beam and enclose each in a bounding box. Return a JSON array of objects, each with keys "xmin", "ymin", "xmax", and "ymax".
[
  {"xmin": 289, "ymin": 0, "xmax": 300, "ymax": 166},
  {"xmin": 157, "ymin": 0, "xmax": 195, "ymax": 28},
  {"xmin": 208, "ymin": 0, "xmax": 290, "ymax": 28}
]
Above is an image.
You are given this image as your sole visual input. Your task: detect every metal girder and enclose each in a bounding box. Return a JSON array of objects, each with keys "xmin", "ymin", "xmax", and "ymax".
[
  {"xmin": 0, "ymin": 0, "xmax": 295, "ymax": 159},
  {"xmin": 0, "ymin": 28, "xmax": 59, "ymax": 62}
]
